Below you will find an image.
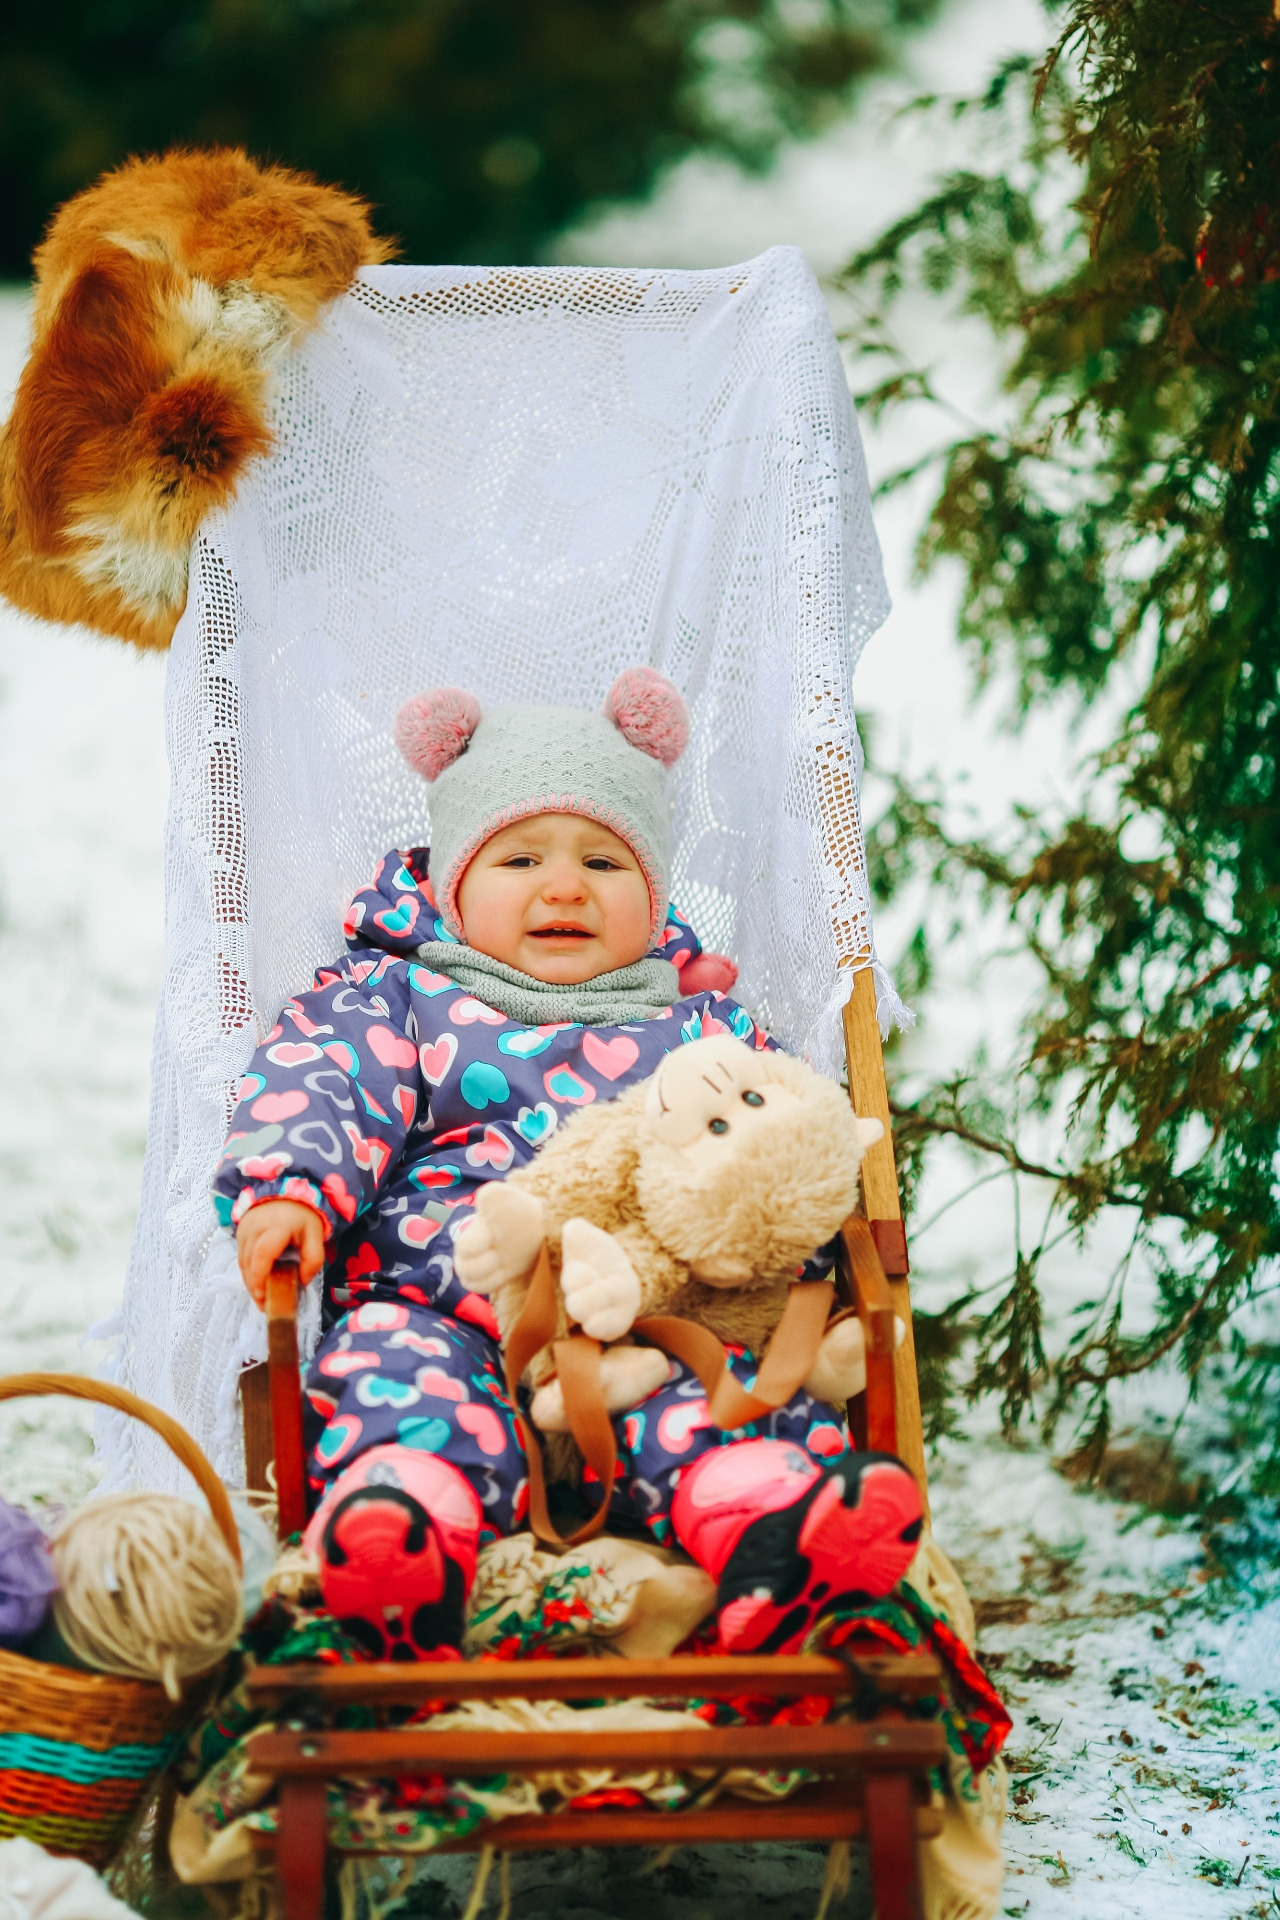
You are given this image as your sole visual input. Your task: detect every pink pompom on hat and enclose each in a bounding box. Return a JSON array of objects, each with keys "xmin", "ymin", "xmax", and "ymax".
[
  {"xmin": 392, "ymin": 670, "xmax": 734, "ymax": 979},
  {"xmin": 393, "ymin": 687, "xmax": 483, "ymax": 784}
]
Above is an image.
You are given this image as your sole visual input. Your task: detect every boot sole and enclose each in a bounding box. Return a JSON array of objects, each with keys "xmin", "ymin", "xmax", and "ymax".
[{"xmin": 714, "ymin": 1452, "xmax": 923, "ymax": 1656}]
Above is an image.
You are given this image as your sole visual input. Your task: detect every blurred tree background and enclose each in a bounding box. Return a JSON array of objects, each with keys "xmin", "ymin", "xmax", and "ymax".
[
  {"xmin": 845, "ymin": 0, "xmax": 1280, "ymax": 1529},
  {"xmin": 0, "ymin": 0, "xmax": 936, "ymax": 276}
]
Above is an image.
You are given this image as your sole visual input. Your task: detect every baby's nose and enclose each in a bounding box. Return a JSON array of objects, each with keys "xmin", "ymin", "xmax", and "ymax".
[{"xmin": 541, "ymin": 861, "xmax": 588, "ymax": 898}]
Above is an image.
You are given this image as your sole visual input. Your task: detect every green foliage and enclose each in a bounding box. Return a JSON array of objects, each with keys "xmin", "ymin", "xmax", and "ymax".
[
  {"xmin": 844, "ymin": 1, "xmax": 1280, "ymax": 1476},
  {"xmin": 0, "ymin": 0, "xmax": 934, "ymax": 276},
  {"xmin": 911, "ymin": 1301, "xmax": 971, "ymax": 1446}
]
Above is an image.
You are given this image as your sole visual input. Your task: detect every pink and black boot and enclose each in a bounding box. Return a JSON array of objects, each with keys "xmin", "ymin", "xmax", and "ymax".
[
  {"xmin": 303, "ymin": 1444, "xmax": 482, "ymax": 1661},
  {"xmin": 671, "ymin": 1439, "xmax": 923, "ymax": 1655}
]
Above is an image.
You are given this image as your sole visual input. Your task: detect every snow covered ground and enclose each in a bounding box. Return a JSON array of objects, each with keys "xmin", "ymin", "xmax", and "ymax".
[
  {"xmin": 2, "ymin": 0, "xmax": 1277, "ymax": 1909},
  {"xmin": 0, "ymin": 280, "xmax": 166, "ymax": 1512}
]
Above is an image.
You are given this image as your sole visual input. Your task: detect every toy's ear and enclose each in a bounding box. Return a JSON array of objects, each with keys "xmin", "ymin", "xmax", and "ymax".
[
  {"xmin": 603, "ymin": 667, "xmax": 688, "ymax": 768},
  {"xmin": 394, "ymin": 688, "xmax": 483, "ymax": 781},
  {"xmin": 854, "ymin": 1117, "xmax": 884, "ymax": 1153}
]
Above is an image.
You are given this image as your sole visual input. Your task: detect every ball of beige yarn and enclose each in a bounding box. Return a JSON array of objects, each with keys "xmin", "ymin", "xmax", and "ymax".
[{"xmin": 50, "ymin": 1493, "xmax": 243, "ymax": 1701}]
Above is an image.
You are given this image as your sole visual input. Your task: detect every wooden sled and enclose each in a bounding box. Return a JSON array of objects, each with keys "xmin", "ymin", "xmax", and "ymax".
[{"xmin": 240, "ymin": 967, "xmax": 943, "ymax": 1920}]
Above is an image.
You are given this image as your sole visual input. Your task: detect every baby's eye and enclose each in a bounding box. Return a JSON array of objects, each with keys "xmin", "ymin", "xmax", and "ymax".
[
  {"xmin": 501, "ymin": 856, "xmax": 538, "ymax": 868},
  {"xmin": 742, "ymin": 1090, "xmax": 764, "ymax": 1107},
  {"xmin": 585, "ymin": 857, "xmax": 621, "ymax": 871},
  {"xmin": 708, "ymin": 1117, "xmax": 730, "ymax": 1135}
]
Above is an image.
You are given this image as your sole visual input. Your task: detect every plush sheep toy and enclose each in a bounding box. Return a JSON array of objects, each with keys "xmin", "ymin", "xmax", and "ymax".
[{"xmin": 456, "ymin": 1034, "xmax": 894, "ymax": 1434}]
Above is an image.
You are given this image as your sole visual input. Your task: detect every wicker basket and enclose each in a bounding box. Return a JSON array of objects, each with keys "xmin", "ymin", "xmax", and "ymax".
[{"xmin": 0, "ymin": 1372, "xmax": 241, "ymax": 1868}]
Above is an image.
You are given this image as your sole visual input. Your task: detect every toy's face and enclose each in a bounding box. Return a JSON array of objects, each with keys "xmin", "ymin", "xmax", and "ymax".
[
  {"xmin": 638, "ymin": 1035, "xmax": 881, "ymax": 1285},
  {"xmin": 644, "ymin": 1035, "xmax": 799, "ymax": 1162},
  {"xmin": 644, "ymin": 1038, "xmax": 803, "ymax": 1280}
]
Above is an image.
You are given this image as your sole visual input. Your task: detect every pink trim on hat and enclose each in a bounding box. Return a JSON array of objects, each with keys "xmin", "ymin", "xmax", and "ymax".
[{"xmin": 438, "ymin": 795, "xmax": 667, "ymax": 945}]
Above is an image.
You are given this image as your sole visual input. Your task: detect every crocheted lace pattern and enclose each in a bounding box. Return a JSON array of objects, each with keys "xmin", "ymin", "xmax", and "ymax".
[{"xmin": 101, "ymin": 250, "xmax": 899, "ymax": 1490}]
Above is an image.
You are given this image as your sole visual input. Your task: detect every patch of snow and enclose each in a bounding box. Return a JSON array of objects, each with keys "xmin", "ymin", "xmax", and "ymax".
[
  {"xmin": 0, "ymin": 287, "xmax": 167, "ymax": 1508},
  {"xmin": 933, "ymin": 1403, "xmax": 1279, "ymax": 1915}
]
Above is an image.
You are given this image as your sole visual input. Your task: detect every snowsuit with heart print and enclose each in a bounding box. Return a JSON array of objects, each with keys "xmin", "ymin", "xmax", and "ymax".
[{"xmin": 213, "ymin": 848, "xmax": 844, "ymax": 1545}]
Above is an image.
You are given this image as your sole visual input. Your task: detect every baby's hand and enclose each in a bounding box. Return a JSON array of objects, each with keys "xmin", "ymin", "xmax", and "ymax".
[
  {"xmin": 236, "ymin": 1200, "xmax": 326, "ymax": 1309},
  {"xmin": 454, "ymin": 1184, "xmax": 545, "ymax": 1294},
  {"xmin": 560, "ymin": 1219, "xmax": 641, "ymax": 1342}
]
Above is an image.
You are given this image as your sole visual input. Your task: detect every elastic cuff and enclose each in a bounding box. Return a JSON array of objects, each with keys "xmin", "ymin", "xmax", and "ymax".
[{"xmin": 230, "ymin": 1177, "xmax": 339, "ymax": 1239}]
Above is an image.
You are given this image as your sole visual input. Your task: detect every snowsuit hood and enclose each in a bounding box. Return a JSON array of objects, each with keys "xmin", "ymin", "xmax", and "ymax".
[{"xmin": 340, "ymin": 846, "xmax": 708, "ymax": 972}]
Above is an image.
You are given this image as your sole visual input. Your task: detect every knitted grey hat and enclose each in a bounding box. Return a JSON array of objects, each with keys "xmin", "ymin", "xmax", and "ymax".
[{"xmin": 393, "ymin": 668, "xmax": 689, "ymax": 942}]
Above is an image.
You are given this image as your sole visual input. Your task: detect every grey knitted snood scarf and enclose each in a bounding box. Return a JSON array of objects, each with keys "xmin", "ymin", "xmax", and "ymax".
[{"xmin": 412, "ymin": 940, "xmax": 681, "ymax": 1027}]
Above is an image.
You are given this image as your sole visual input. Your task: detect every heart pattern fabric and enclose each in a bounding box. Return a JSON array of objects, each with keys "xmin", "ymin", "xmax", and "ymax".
[
  {"xmin": 301, "ymin": 1297, "xmax": 850, "ymax": 1561},
  {"xmin": 582, "ymin": 1031, "xmax": 640, "ymax": 1080},
  {"xmin": 465, "ymin": 1126, "xmax": 514, "ymax": 1171},
  {"xmin": 514, "ymin": 1103, "xmax": 557, "ymax": 1145},
  {"xmin": 418, "ymin": 1033, "xmax": 459, "ymax": 1085}
]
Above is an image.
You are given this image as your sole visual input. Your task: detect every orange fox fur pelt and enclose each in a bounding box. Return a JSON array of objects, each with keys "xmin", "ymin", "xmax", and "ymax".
[{"xmin": 0, "ymin": 148, "xmax": 394, "ymax": 650}]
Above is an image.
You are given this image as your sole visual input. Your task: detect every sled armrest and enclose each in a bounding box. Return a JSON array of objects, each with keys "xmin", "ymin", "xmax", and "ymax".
[
  {"xmin": 265, "ymin": 1256, "xmax": 308, "ymax": 1541},
  {"xmin": 839, "ymin": 1218, "xmax": 898, "ymax": 1455}
]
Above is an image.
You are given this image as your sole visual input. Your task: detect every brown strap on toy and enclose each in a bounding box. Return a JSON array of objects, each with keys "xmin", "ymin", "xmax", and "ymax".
[
  {"xmin": 505, "ymin": 1243, "xmax": 837, "ymax": 1551},
  {"xmin": 503, "ymin": 1244, "xmax": 619, "ymax": 1550},
  {"xmin": 636, "ymin": 1276, "xmax": 836, "ymax": 1429}
]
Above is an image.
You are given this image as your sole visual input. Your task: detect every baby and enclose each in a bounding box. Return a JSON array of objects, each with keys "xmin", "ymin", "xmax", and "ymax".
[{"xmin": 215, "ymin": 669, "xmax": 921, "ymax": 1660}]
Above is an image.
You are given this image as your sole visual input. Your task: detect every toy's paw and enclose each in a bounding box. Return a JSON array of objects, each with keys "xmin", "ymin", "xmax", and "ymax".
[
  {"xmin": 805, "ymin": 1317, "xmax": 867, "ymax": 1402},
  {"xmin": 560, "ymin": 1218, "xmax": 642, "ymax": 1342},
  {"xmin": 454, "ymin": 1184, "xmax": 545, "ymax": 1294},
  {"xmin": 529, "ymin": 1378, "xmax": 570, "ymax": 1432},
  {"xmin": 530, "ymin": 1344, "xmax": 670, "ymax": 1433},
  {"xmin": 600, "ymin": 1343, "xmax": 671, "ymax": 1411},
  {"xmin": 805, "ymin": 1314, "xmax": 906, "ymax": 1403}
]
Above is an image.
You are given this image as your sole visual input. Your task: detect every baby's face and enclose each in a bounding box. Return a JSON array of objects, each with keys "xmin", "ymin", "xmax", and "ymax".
[{"xmin": 455, "ymin": 812, "xmax": 652, "ymax": 982}]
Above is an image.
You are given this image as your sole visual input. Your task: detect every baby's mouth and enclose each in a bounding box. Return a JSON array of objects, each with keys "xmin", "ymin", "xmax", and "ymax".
[{"xmin": 529, "ymin": 925, "xmax": 593, "ymax": 940}]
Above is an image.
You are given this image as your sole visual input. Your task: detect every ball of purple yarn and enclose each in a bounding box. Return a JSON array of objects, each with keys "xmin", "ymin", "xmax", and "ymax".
[{"xmin": 0, "ymin": 1496, "xmax": 58, "ymax": 1644}]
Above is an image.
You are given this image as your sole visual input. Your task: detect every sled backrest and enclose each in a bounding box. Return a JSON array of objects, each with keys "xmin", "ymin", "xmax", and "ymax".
[{"xmin": 109, "ymin": 249, "xmax": 919, "ymax": 1495}]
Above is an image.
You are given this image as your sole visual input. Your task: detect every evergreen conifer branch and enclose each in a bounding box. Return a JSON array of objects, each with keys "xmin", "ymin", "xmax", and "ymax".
[{"xmin": 843, "ymin": 0, "xmax": 1280, "ymax": 1490}]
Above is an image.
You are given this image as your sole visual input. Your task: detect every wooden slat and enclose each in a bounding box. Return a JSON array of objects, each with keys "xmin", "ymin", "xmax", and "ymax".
[
  {"xmin": 866, "ymin": 1769, "xmax": 926, "ymax": 1920},
  {"xmin": 251, "ymin": 1782, "xmax": 947, "ymax": 1853},
  {"xmin": 249, "ymin": 1720, "xmax": 947, "ymax": 1779},
  {"xmin": 276, "ymin": 1777, "xmax": 326, "ymax": 1920},
  {"xmin": 241, "ymin": 1362, "xmax": 273, "ymax": 1494},
  {"xmin": 841, "ymin": 1220, "xmax": 898, "ymax": 1456},
  {"xmin": 843, "ymin": 968, "xmax": 903, "ymax": 1225},
  {"xmin": 246, "ymin": 1652, "xmax": 942, "ymax": 1709},
  {"xmin": 267, "ymin": 1264, "xmax": 307, "ymax": 1540},
  {"xmin": 842, "ymin": 970, "xmax": 929, "ymax": 1507}
]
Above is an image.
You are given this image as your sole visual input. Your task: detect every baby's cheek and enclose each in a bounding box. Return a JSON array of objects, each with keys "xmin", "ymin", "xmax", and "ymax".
[
  {"xmin": 603, "ymin": 872, "xmax": 654, "ymax": 961},
  {"xmin": 455, "ymin": 868, "xmax": 527, "ymax": 965}
]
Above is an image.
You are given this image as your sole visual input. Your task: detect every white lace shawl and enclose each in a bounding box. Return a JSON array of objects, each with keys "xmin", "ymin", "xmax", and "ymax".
[{"xmin": 97, "ymin": 249, "xmax": 901, "ymax": 1494}]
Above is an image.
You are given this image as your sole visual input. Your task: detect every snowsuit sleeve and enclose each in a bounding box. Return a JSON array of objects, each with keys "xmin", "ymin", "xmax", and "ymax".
[
  {"xmin": 211, "ymin": 956, "xmax": 422, "ymax": 1240},
  {"xmin": 658, "ymin": 903, "xmax": 702, "ymax": 970}
]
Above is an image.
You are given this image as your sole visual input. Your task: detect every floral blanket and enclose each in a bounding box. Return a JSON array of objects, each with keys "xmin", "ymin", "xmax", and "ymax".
[{"xmin": 168, "ymin": 1532, "xmax": 1011, "ymax": 1903}]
